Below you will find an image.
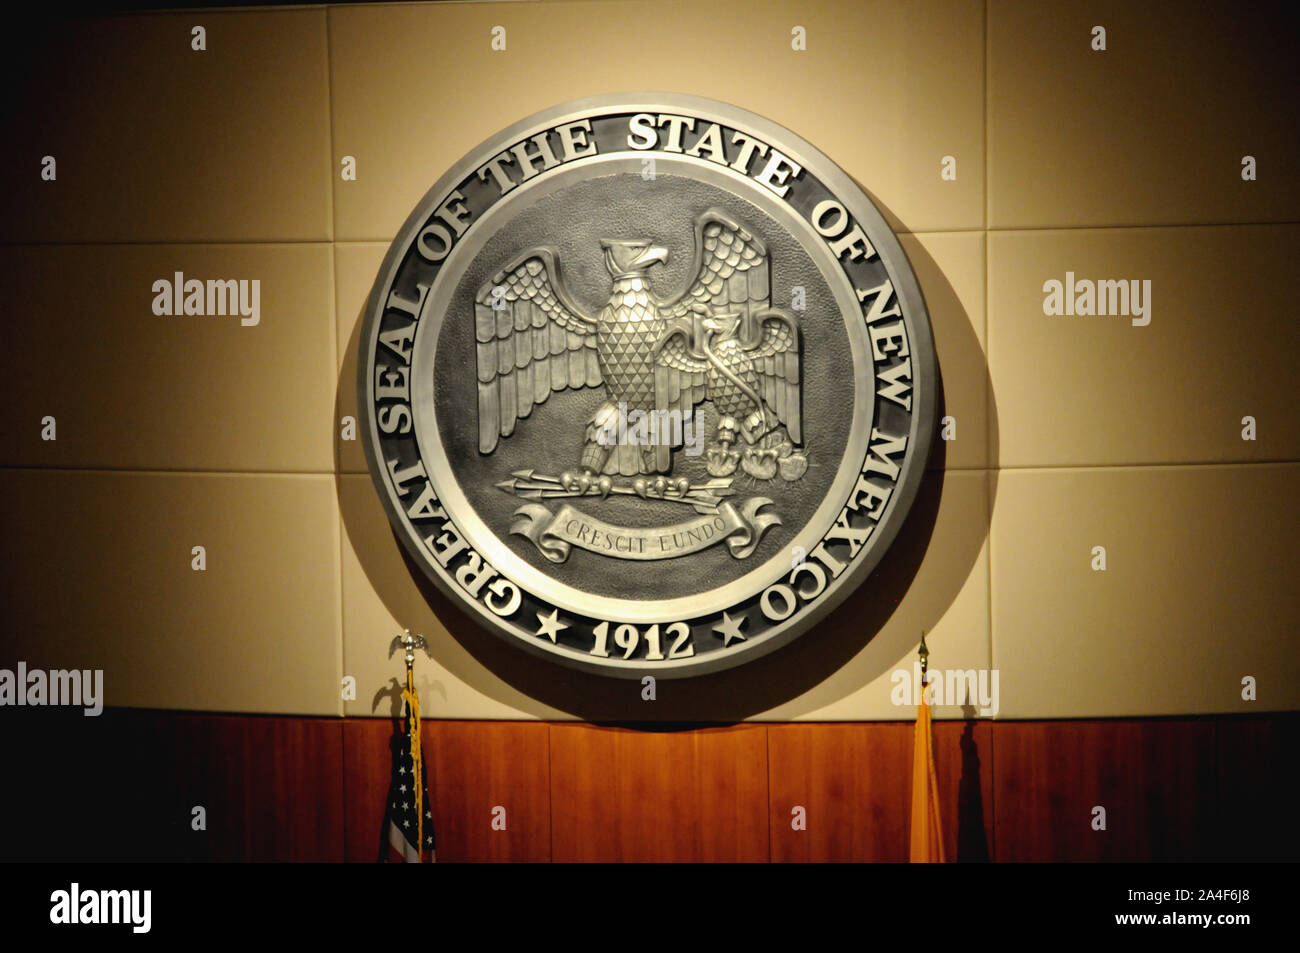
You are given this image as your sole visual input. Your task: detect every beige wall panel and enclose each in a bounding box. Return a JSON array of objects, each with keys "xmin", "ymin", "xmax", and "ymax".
[
  {"xmin": 337, "ymin": 473, "xmax": 571, "ymax": 720},
  {"xmin": 335, "ymin": 243, "xmax": 390, "ymax": 475},
  {"xmin": 1, "ymin": 0, "xmax": 1287, "ymax": 727},
  {"xmin": 328, "ymin": 0, "xmax": 984, "ymax": 240},
  {"xmin": 988, "ymin": 0, "xmax": 1300, "ymax": 228},
  {"xmin": 0, "ymin": 470, "xmax": 343, "ymax": 716},
  {"xmin": 763, "ymin": 469, "xmax": 991, "ymax": 721},
  {"xmin": 988, "ymin": 225, "xmax": 1300, "ymax": 468},
  {"xmin": 0, "ymin": 244, "xmax": 336, "ymax": 472},
  {"xmin": 0, "ymin": 11, "xmax": 332, "ymax": 243},
  {"xmin": 900, "ymin": 232, "xmax": 988, "ymax": 470},
  {"xmin": 990, "ymin": 464, "xmax": 1300, "ymax": 718}
]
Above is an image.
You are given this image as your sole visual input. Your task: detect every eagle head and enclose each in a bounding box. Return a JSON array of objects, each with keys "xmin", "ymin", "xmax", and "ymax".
[
  {"xmin": 701, "ymin": 310, "xmax": 743, "ymax": 342},
  {"xmin": 601, "ymin": 239, "xmax": 668, "ymax": 278}
]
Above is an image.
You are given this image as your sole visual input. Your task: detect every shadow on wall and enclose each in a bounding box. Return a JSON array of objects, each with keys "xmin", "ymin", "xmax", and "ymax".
[
  {"xmin": 957, "ymin": 705, "xmax": 992, "ymax": 863},
  {"xmin": 334, "ymin": 192, "xmax": 999, "ymax": 725}
]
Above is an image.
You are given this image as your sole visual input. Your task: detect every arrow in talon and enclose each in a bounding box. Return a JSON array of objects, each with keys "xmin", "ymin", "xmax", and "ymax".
[
  {"xmin": 511, "ymin": 468, "xmax": 560, "ymax": 484},
  {"xmin": 696, "ymin": 479, "xmax": 735, "ymax": 496},
  {"xmin": 496, "ymin": 480, "xmax": 549, "ymax": 500},
  {"xmin": 497, "ymin": 476, "xmax": 564, "ymax": 499},
  {"xmin": 496, "ymin": 473, "xmax": 732, "ymax": 512}
]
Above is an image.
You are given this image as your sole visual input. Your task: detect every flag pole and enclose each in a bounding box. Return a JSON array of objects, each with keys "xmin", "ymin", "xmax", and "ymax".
[
  {"xmin": 394, "ymin": 628, "xmax": 427, "ymax": 860},
  {"xmin": 910, "ymin": 629, "xmax": 946, "ymax": 862}
]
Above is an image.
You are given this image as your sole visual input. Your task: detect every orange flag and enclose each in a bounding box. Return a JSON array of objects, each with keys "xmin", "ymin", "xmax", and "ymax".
[{"xmin": 909, "ymin": 685, "xmax": 946, "ymax": 862}]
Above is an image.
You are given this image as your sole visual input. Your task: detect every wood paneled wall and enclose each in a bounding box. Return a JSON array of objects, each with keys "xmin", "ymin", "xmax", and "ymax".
[{"xmin": 1, "ymin": 710, "xmax": 1293, "ymax": 862}]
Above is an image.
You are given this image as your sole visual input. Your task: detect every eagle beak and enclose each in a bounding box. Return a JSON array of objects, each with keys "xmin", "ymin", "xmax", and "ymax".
[
  {"xmin": 635, "ymin": 245, "xmax": 669, "ymax": 269},
  {"xmin": 702, "ymin": 311, "xmax": 739, "ymax": 336}
]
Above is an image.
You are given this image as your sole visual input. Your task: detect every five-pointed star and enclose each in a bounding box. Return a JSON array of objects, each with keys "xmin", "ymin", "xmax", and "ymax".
[
  {"xmin": 713, "ymin": 611, "xmax": 747, "ymax": 646},
  {"xmin": 535, "ymin": 608, "xmax": 568, "ymax": 643}
]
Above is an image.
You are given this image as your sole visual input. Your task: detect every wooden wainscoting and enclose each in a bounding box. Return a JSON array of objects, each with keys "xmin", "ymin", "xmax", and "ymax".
[{"xmin": 1, "ymin": 710, "xmax": 1294, "ymax": 862}]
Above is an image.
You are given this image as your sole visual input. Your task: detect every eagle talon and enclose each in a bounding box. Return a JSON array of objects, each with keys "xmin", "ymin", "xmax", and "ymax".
[
  {"xmin": 560, "ymin": 467, "xmax": 595, "ymax": 492},
  {"xmin": 778, "ymin": 451, "xmax": 808, "ymax": 481},
  {"xmin": 705, "ymin": 445, "xmax": 740, "ymax": 477},
  {"xmin": 741, "ymin": 447, "xmax": 780, "ymax": 480}
]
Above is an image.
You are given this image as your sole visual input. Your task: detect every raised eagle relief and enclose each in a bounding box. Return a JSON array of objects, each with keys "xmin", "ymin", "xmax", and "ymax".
[{"xmin": 475, "ymin": 209, "xmax": 804, "ymax": 563}]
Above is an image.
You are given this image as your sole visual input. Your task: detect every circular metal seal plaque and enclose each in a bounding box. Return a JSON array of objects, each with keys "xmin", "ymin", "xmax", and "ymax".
[{"xmin": 359, "ymin": 93, "xmax": 936, "ymax": 678}]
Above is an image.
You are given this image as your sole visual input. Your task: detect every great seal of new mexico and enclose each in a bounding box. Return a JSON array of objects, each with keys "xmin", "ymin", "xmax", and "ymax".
[{"xmin": 358, "ymin": 93, "xmax": 937, "ymax": 678}]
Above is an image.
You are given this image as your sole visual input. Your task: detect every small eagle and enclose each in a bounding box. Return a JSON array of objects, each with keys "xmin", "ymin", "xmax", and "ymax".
[{"xmin": 474, "ymin": 209, "xmax": 801, "ymax": 480}]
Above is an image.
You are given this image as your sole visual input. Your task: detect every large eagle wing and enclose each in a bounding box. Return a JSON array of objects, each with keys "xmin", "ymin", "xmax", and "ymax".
[
  {"xmin": 475, "ymin": 249, "xmax": 600, "ymax": 454},
  {"xmin": 750, "ymin": 310, "xmax": 801, "ymax": 444},
  {"xmin": 659, "ymin": 209, "xmax": 773, "ymax": 345}
]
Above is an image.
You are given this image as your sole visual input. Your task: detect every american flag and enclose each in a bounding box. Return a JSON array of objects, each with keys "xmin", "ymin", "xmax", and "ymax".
[{"xmin": 385, "ymin": 696, "xmax": 435, "ymax": 863}]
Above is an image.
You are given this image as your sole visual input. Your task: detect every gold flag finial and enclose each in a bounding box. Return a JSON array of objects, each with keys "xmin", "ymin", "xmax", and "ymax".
[{"xmin": 918, "ymin": 630, "xmax": 930, "ymax": 679}]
